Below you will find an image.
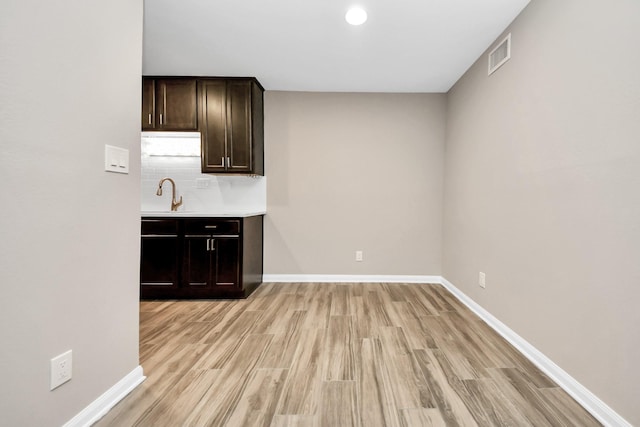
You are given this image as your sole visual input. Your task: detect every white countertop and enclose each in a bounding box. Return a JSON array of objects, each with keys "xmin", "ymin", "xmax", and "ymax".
[{"xmin": 141, "ymin": 210, "xmax": 266, "ymax": 218}]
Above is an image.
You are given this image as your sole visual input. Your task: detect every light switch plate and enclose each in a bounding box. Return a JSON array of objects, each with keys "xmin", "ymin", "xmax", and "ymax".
[{"xmin": 105, "ymin": 145, "xmax": 129, "ymax": 174}]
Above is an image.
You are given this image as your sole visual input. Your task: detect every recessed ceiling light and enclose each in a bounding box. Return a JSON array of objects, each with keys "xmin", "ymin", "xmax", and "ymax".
[{"xmin": 345, "ymin": 7, "xmax": 367, "ymax": 26}]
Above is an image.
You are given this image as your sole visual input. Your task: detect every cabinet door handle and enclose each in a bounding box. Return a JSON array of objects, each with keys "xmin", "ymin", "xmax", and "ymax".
[
  {"xmin": 206, "ymin": 238, "xmax": 210, "ymax": 251},
  {"xmin": 220, "ymin": 157, "xmax": 225, "ymax": 167},
  {"xmin": 148, "ymin": 113, "xmax": 152, "ymax": 125},
  {"xmin": 210, "ymin": 238, "xmax": 215, "ymax": 250},
  {"xmin": 159, "ymin": 113, "xmax": 163, "ymax": 125}
]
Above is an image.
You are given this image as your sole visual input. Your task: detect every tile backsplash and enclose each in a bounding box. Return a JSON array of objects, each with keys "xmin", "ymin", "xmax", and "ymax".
[{"xmin": 141, "ymin": 135, "xmax": 266, "ymax": 213}]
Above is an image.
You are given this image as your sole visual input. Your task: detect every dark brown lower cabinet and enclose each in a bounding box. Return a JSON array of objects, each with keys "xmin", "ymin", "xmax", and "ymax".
[
  {"xmin": 140, "ymin": 215, "xmax": 263, "ymax": 299},
  {"xmin": 140, "ymin": 219, "xmax": 180, "ymax": 295},
  {"xmin": 183, "ymin": 235, "xmax": 240, "ymax": 293}
]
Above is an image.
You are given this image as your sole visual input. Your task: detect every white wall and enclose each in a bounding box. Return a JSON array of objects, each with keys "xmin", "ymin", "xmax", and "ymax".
[
  {"xmin": 443, "ymin": 0, "xmax": 640, "ymax": 424},
  {"xmin": 0, "ymin": 1, "xmax": 143, "ymax": 425},
  {"xmin": 264, "ymin": 91, "xmax": 445, "ymax": 276}
]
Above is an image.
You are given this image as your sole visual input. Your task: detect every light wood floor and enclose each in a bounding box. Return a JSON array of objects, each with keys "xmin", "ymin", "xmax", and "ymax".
[{"xmin": 96, "ymin": 282, "xmax": 601, "ymax": 426}]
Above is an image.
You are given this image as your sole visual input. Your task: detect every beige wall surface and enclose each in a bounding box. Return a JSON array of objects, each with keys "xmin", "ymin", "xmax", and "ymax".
[
  {"xmin": 264, "ymin": 92, "xmax": 445, "ymax": 276},
  {"xmin": 0, "ymin": 1, "xmax": 143, "ymax": 426},
  {"xmin": 443, "ymin": 0, "xmax": 640, "ymax": 423}
]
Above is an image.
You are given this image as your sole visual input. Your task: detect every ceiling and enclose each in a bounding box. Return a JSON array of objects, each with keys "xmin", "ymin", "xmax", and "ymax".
[{"xmin": 143, "ymin": 0, "xmax": 530, "ymax": 93}]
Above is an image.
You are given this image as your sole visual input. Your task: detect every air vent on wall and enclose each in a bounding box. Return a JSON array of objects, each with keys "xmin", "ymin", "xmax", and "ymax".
[{"xmin": 488, "ymin": 33, "xmax": 511, "ymax": 75}]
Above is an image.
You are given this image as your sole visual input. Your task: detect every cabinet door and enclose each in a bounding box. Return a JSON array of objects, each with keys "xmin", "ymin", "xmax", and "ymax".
[
  {"xmin": 226, "ymin": 81, "xmax": 252, "ymax": 173},
  {"xmin": 155, "ymin": 79, "xmax": 198, "ymax": 130},
  {"xmin": 140, "ymin": 236, "xmax": 179, "ymax": 287},
  {"xmin": 140, "ymin": 218, "xmax": 180, "ymax": 298},
  {"xmin": 213, "ymin": 237, "xmax": 240, "ymax": 287},
  {"xmin": 183, "ymin": 236, "xmax": 213, "ymax": 288},
  {"xmin": 141, "ymin": 78, "xmax": 155, "ymax": 130},
  {"xmin": 200, "ymin": 80, "xmax": 227, "ymax": 173}
]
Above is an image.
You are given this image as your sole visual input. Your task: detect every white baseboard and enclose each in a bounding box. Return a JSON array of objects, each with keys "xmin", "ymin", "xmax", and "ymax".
[
  {"xmin": 262, "ymin": 274, "xmax": 441, "ymax": 284},
  {"xmin": 63, "ymin": 365, "xmax": 145, "ymax": 427},
  {"xmin": 439, "ymin": 277, "xmax": 631, "ymax": 427}
]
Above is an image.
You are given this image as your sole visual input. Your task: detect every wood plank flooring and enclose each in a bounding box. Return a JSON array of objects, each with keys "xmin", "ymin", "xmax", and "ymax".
[{"xmin": 95, "ymin": 283, "xmax": 601, "ymax": 427}]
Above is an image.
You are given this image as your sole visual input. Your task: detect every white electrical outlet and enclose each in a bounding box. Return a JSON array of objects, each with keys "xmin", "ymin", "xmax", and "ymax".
[
  {"xmin": 50, "ymin": 350, "xmax": 72, "ymax": 390},
  {"xmin": 195, "ymin": 178, "xmax": 210, "ymax": 189},
  {"xmin": 355, "ymin": 250, "xmax": 363, "ymax": 262},
  {"xmin": 479, "ymin": 272, "xmax": 486, "ymax": 288}
]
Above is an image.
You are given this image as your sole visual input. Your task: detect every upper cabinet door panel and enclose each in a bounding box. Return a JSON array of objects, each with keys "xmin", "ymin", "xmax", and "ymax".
[
  {"xmin": 200, "ymin": 80, "xmax": 227, "ymax": 172},
  {"xmin": 141, "ymin": 78, "xmax": 155, "ymax": 130},
  {"xmin": 227, "ymin": 81, "xmax": 252, "ymax": 172},
  {"xmin": 156, "ymin": 79, "xmax": 198, "ymax": 130},
  {"xmin": 199, "ymin": 78, "xmax": 264, "ymax": 175},
  {"xmin": 141, "ymin": 77, "xmax": 197, "ymax": 131}
]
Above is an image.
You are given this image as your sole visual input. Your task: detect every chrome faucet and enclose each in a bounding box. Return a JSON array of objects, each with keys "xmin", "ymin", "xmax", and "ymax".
[{"xmin": 156, "ymin": 177, "xmax": 183, "ymax": 211}]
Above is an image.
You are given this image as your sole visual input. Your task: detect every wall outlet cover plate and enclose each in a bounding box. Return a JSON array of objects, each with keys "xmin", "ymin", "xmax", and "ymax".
[{"xmin": 50, "ymin": 350, "xmax": 73, "ymax": 390}]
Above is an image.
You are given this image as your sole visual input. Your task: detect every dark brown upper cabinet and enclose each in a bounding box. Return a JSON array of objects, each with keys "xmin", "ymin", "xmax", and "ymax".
[
  {"xmin": 199, "ymin": 78, "xmax": 264, "ymax": 175},
  {"xmin": 142, "ymin": 77, "xmax": 198, "ymax": 131}
]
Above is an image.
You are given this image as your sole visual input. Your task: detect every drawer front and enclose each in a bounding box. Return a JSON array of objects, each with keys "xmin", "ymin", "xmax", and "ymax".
[
  {"xmin": 184, "ymin": 219, "xmax": 240, "ymax": 235},
  {"xmin": 141, "ymin": 218, "xmax": 179, "ymax": 236}
]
